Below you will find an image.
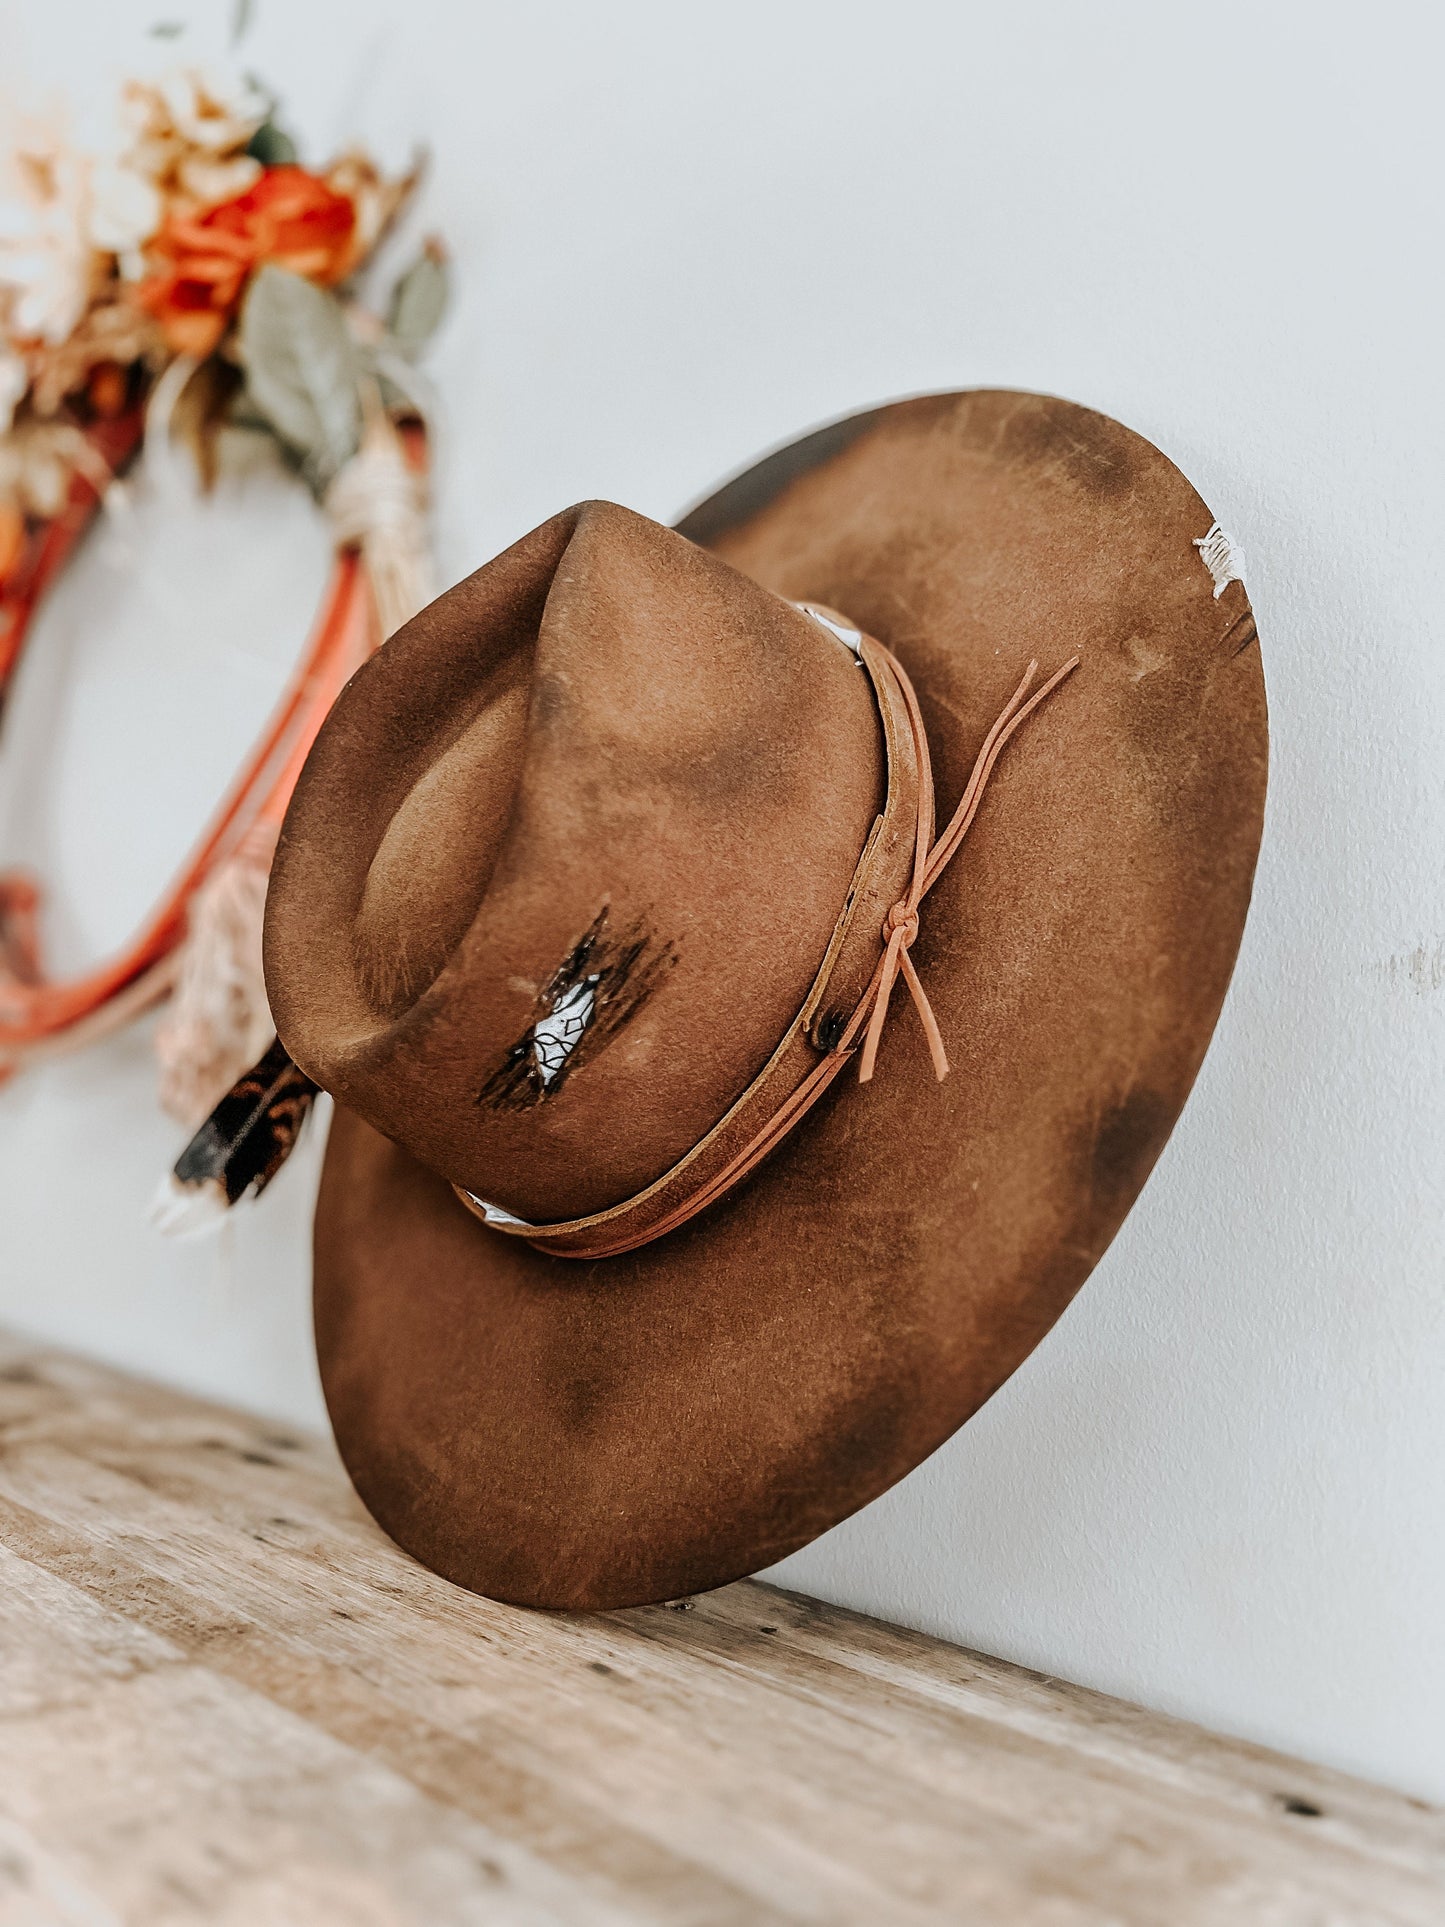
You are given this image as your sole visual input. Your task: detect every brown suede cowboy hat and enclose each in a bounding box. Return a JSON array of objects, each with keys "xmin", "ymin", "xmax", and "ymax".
[{"xmin": 262, "ymin": 388, "xmax": 1267, "ymax": 1610}]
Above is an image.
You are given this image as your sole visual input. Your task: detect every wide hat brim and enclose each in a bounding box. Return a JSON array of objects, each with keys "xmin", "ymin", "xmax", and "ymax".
[{"xmin": 312, "ymin": 390, "xmax": 1267, "ymax": 1609}]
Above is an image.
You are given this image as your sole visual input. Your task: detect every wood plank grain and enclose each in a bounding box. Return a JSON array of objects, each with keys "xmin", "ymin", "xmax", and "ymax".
[{"xmin": 0, "ymin": 1332, "xmax": 1440, "ymax": 1926}]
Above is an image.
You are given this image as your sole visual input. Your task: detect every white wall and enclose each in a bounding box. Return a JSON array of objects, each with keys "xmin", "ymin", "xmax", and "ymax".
[{"xmin": 3, "ymin": 0, "xmax": 1442, "ymax": 1803}]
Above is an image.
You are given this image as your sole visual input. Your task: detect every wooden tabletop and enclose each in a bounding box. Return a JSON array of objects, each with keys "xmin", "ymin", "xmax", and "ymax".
[{"xmin": 0, "ymin": 1332, "xmax": 1439, "ymax": 1926}]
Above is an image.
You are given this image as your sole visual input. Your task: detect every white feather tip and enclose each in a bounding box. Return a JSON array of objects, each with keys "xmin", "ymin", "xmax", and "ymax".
[{"xmin": 150, "ymin": 1173, "xmax": 231, "ymax": 1241}]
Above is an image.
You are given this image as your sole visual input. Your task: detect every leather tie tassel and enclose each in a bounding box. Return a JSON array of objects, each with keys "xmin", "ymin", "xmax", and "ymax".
[{"xmin": 856, "ymin": 647, "xmax": 1080, "ymax": 1086}]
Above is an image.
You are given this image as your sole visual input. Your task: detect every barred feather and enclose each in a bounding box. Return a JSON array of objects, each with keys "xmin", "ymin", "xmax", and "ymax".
[{"xmin": 153, "ymin": 1035, "xmax": 318, "ymax": 1236}]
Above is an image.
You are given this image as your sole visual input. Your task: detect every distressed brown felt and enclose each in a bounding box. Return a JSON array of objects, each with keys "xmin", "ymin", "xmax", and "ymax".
[{"xmin": 264, "ymin": 389, "xmax": 1268, "ymax": 1610}]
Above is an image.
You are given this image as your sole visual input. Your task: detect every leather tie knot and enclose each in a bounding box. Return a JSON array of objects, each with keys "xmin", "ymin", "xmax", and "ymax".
[
  {"xmin": 859, "ymin": 892, "xmax": 943, "ymax": 1088},
  {"xmin": 884, "ymin": 901, "xmax": 919, "ymax": 947}
]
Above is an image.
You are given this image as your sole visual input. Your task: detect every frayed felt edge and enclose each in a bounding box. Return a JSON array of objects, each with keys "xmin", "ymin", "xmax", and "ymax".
[{"xmin": 1194, "ymin": 521, "xmax": 1246, "ymax": 599}]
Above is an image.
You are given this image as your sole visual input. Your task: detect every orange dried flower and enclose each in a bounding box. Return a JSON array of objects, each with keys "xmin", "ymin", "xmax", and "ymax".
[
  {"xmin": 137, "ymin": 165, "xmax": 357, "ymax": 356},
  {"xmin": 85, "ymin": 361, "xmax": 129, "ymax": 418}
]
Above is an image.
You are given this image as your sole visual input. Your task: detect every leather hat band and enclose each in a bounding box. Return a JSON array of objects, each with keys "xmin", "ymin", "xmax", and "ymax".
[{"xmin": 457, "ymin": 613, "xmax": 1078, "ymax": 1261}]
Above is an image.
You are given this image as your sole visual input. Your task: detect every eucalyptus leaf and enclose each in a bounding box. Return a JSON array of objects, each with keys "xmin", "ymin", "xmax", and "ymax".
[
  {"xmin": 373, "ymin": 369, "xmax": 414, "ymax": 418},
  {"xmin": 238, "ymin": 266, "xmax": 361, "ymax": 496},
  {"xmin": 387, "ymin": 249, "xmax": 450, "ymax": 358},
  {"xmin": 226, "ymin": 391, "xmax": 277, "ymax": 435},
  {"xmin": 247, "ymin": 121, "xmax": 297, "ymax": 166},
  {"xmin": 360, "ymin": 344, "xmax": 430, "ymax": 420}
]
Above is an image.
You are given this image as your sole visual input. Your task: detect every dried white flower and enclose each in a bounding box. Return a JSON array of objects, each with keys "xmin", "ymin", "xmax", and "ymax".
[
  {"xmin": 174, "ymin": 152, "xmax": 261, "ymax": 206},
  {"xmin": 87, "ymin": 160, "xmax": 162, "ymax": 256},
  {"xmin": 0, "ymin": 132, "xmax": 98, "ymax": 345},
  {"xmin": 0, "ymin": 350, "xmax": 28, "ymax": 434},
  {"xmin": 123, "ymin": 66, "xmax": 267, "ymax": 163}
]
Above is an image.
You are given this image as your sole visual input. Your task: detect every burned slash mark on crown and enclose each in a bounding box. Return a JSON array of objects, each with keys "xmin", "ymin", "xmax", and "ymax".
[{"xmin": 477, "ymin": 908, "xmax": 677, "ymax": 1111}]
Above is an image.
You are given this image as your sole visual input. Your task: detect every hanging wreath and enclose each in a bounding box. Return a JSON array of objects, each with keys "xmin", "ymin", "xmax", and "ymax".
[{"xmin": 0, "ymin": 60, "xmax": 449, "ymax": 1136}]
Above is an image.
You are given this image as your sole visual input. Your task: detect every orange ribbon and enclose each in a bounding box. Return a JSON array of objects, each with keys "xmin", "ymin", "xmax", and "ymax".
[{"xmin": 0, "ymin": 418, "xmax": 431, "ymax": 1072}]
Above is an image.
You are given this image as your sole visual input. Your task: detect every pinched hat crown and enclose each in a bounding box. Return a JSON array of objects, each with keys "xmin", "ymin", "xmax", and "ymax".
[{"xmin": 265, "ymin": 501, "xmax": 892, "ymax": 1224}]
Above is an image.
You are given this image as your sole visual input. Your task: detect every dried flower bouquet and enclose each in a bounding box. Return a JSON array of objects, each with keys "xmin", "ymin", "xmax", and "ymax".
[{"xmin": 0, "ymin": 59, "xmax": 449, "ymax": 1132}]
